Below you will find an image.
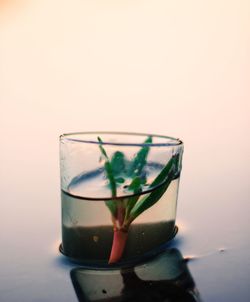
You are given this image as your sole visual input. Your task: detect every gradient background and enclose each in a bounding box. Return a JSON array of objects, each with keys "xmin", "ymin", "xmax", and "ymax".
[{"xmin": 0, "ymin": 1, "xmax": 250, "ymax": 301}]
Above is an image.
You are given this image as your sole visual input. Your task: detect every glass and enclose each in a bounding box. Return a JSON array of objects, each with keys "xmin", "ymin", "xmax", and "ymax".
[{"xmin": 59, "ymin": 132, "xmax": 183, "ymax": 267}]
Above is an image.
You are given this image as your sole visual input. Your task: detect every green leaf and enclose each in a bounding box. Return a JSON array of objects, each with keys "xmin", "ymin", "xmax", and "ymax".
[
  {"xmin": 124, "ymin": 176, "xmax": 143, "ymax": 222},
  {"xmin": 104, "ymin": 162, "xmax": 117, "ymax": 197},
  {"xmin": 128, "ymin": 136, "xmax": 152, "ymax": 177},
  {"xmin": 98, "ymin": 137, "xmax": 117, "ymax": 219},
  {"xmin": 97, "ymin": 137, "xmax": 116, "ymax": 196},
  {"xmin": 115, "ymin": 177, "xmax": 125, "ymax": 184},
  {"xmin": 129, "ymin": 154, "xmax": 179, "ymax": 222},
  {"xmin": 124, "ymin": 195, "xmax": 140, "ymax": 224},
  {"xmin": 127, "ymin": 176, "xmax": 143, "ymax": 192},
  {"xmin": 150, "ymin": 154, "xmax": 179, "ymax": 188},
  {"xmin": 105, "ymin": 200, "xmax": 117, "ymax": 217},
  {"xmin": 97, "ymin": 137, "xmax": 108, "ymax": 159},
  {"xmin": 111, "ymin": 151, "xmax": 126, "ymax": 176}
]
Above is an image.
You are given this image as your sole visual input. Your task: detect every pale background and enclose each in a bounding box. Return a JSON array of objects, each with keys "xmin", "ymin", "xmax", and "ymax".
[{"xmin": 0, "ymin": 1, "xmax": 249, "ymax": 301}]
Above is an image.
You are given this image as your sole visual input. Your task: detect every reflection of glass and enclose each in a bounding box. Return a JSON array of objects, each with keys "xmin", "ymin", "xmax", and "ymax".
[
  {"xmin": 70, "ymin": 248, "xmax": 201, "ymax": 302},
  {"xmin": 60, "ymin": 132, "xmax": 183, "ymax": 266}
]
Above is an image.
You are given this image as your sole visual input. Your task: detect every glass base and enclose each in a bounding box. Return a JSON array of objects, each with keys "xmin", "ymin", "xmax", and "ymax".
[{"xmin": 59, "ymin": 225, "xmax": 178, "ymax": 269}]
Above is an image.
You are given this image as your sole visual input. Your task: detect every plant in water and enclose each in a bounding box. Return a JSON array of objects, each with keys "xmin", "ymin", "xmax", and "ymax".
[{"xmin": 98, "ymin": 136, "xmax": 179, "ymax": 264}]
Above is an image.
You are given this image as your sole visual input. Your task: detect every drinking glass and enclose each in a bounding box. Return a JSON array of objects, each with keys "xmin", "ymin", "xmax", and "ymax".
[{"xmin": 59, "ymin": 132, "xmax": 183, "ymax": 267}]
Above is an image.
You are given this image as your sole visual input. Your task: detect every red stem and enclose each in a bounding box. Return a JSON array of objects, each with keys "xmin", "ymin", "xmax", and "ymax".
[
  {"xmin": 108, "ymin": 228, "xmax": 128, "ymax": 264},
  {"xmin": 117, "ymin": 204, "xmax": 125, "ymax": 228},
  {"xmin": 108, "ymin": 202, "xmax": 129, "ymax": 264}
]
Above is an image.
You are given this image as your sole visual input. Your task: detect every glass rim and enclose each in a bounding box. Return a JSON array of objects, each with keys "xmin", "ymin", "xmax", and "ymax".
[{"xmin": 60, "ymin": 131, "xmax": 183, "ymax": 147}]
